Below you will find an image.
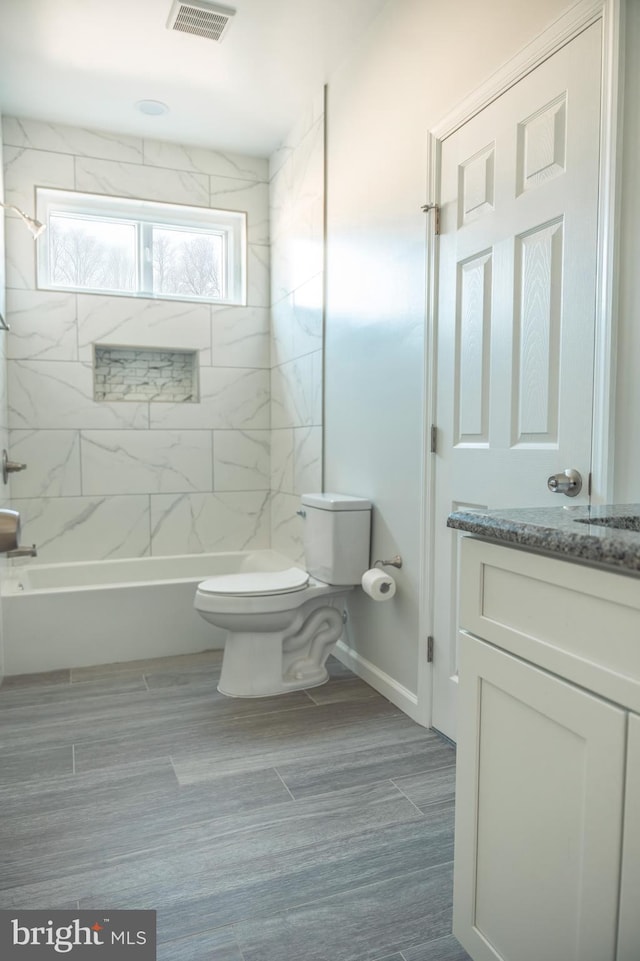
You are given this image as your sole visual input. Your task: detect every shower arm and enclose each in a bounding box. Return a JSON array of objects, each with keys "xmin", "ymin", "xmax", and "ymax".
[{"xmin": 0, "ymin": 202, "xmax": 47, "ymax": 331}]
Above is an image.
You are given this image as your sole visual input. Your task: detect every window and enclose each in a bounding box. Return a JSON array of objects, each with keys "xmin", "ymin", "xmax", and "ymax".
[{"xmin": 36, "ymin": 189, "xmax": 246, "ymax": 305}]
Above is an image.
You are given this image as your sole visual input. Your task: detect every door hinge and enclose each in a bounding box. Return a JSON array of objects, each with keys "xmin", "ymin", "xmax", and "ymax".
[
  {"xmin": 588, "ymin": 472, "xmax": 593, "ymax": 497},
  {"xmin": 430, "ymin": 424, "xmax": 437, "ymax": 454},
  {"xmin": 421, "ymin": 202, "xmax": 440, "ymax": 235},
  {"xmin": 427, "ymin": 636, "xmax": 434, "ymax": 663}
]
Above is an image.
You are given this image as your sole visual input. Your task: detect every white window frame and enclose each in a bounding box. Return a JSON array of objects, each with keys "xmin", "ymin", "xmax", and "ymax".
[{"xmin": 36, "ymin": 188, "xmax": 247, "ymax": 305}]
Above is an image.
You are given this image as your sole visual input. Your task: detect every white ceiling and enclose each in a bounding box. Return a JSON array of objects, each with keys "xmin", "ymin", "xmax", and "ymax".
[{"xmin": 0, "ymin": 0, "xmax": 388, "ymax": 158}]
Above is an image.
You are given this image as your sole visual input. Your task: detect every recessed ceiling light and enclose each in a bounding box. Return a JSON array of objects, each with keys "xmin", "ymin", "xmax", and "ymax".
[{"xmin": 136, "ymin": 100, "xmax": 170, "ymax": 116}]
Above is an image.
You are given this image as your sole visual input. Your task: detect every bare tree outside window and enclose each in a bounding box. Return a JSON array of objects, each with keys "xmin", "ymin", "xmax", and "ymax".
[
  {"xmin": 49, "ymin": 216, "xmax": 136, "ymax": 292},
  {"xmin": 152, "ymin": 227, "xmax": 224, "ymax": 299},
  {"xmin": 38, "ymin": 189, "xmax": 243, "ymax": 304}
]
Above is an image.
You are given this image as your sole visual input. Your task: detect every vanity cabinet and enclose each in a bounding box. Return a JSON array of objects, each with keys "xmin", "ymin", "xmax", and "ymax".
[
  {"xmin": 453, "ymin": 537, "xmax": 640, "ymax": 961},
  {"xmin": 618, "ymin": 712, "xmax": 640, "ymax": 961}
]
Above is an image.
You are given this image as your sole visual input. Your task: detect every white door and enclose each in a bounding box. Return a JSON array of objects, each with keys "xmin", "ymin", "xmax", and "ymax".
[{"xmin": 432, "ymin": 22, "xmax": 603, "ymax": 740}]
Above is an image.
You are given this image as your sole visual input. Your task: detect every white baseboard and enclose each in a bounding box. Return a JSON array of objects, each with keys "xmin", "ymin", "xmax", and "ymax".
[{"xmin": 334, "ymin": 640, "xmax": 424, "ymax": 726}]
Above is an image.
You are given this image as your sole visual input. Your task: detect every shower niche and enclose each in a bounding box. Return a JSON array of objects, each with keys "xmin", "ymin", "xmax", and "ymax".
[{"xmin": 93, "ymin": 345, "xmax": 199, "ymax": 403}]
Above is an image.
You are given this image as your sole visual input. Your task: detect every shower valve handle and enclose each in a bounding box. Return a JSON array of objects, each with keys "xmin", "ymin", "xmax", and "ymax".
[{"xmin": 2, "ymin": 449, "xmax": 27, "ymax": 485}]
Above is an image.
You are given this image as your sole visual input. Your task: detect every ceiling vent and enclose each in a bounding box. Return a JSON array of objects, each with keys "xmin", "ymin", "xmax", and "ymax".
[{"xmin": 166, "ymin": 0, "xmax": 236, "ymax": 43}]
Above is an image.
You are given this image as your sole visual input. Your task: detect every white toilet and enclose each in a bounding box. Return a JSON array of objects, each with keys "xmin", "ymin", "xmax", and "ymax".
[{"xmin": 194, "ymin": 493, "xmax": 371, "ymax": 697}]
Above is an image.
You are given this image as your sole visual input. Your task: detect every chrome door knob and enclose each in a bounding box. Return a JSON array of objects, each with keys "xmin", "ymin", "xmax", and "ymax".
[{"xmin": 547, "ymin": 469, "xmax": 582, "ymax": 497}]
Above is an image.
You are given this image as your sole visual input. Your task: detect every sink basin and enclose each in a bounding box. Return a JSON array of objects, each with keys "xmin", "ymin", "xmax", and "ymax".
[{"xmin": 574, "ymin": 515, "xmax": 640, "ymax": 532}]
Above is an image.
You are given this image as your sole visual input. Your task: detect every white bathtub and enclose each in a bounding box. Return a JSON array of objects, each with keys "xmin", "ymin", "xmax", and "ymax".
[{"xmin": 1, "ymin": 550, "xmax": 295, "ymax": 676}]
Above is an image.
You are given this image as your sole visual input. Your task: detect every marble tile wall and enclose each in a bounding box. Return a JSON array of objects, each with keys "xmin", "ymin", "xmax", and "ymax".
[
  {"xmin": 0, "ymin": 120, "xmax": 8, "ymax": 675},
  {"xmin": 269, "ymin": 91, "xmax": 325, "ymax": 562},
  {"xmin": 2, "ymin": 117, "xmax": 271, "ymax": 561}
]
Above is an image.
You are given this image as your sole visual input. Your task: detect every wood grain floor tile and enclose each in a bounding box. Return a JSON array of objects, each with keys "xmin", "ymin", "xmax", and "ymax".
[
  {"xmin": 402, "ymin": 934, "xmax": 472, "ymax": 960},
  {"xmin": 305, "ymin": 677, "xmax": 381, "ymax": 704},
  {"xmin": 0, "ymin": 651, "xmax": 460, "ymax": 961},
  {"xmin": 275, "ymin": 732, "xmax": 455, "ymax": 798},
  {"xmin": 0, "ymin": 758, "xmax": 176, "ymax": 819},
  {"xmin": 0, "ymin": 744, "xmax": 73, "ymax": 785},
  {"xmin": 1, "ymin": 669, "xmax": 71, "ymax": 689},
  {"xmin": 0, "ymin": 675, "xmax": 148, "ymax": 711},
  {"xmin": 0, "ymin": 765, "xmax": 293, "ymax": 890},
  {"xmin": 393, "ymin": 766, "xmax": 457, "ymax": 811},
  {"xmin": 150, "ymin": 802, "xmax": 454, "ymax": 943},
  {"xmin": 171, "ymin": 703, "xmax": 414, "ymax": 786},
  {"xmin": 156, "ymin": 925, "xmax": 243, "ymax": 961},
  {"xmin": 0, "ymin": 687, "xmax": 313, "ymax": 756},
  {"xmin": 72, "ymin": 692, "xmax": 327, "ymax": 773},
  {"xmin": 144, "ymin": 668, "xmax": 222, "ymax": 690},
  {"xmin": 233, "ymin": 862, "xmax": 454, "ymax": 961},
  {"xmin": 6, "ymin": 781, "xmax": 419, "ymax": 911},
  {"xmin": 71, "ymin": 651, "xmax": 222, "ymax": 683}
]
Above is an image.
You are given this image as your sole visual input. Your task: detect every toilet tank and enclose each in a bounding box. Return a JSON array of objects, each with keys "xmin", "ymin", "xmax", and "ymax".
[{"xmin": 301, "ymin": 493, "xmax": 371, "ymax": 586}]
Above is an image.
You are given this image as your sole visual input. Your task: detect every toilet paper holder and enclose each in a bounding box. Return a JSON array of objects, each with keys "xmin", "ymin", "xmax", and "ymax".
[{"xmin": 373, "ymin": 555, "xmax": 403, "ymax": 570}]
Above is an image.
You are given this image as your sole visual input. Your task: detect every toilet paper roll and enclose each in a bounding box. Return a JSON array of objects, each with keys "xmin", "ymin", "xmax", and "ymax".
[{"xmin": 361, "ymin": 568, "xmax": 396, "ymax": 601}]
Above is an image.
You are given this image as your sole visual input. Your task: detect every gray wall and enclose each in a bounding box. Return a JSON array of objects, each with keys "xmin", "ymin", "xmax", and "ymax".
[
  {"xmin": 614, "ymin": 0, "xmax": 640, "ymax": 501},
  {"xmin": 323, "ymin": 0, "xmax": 575, "ymax": 705}
]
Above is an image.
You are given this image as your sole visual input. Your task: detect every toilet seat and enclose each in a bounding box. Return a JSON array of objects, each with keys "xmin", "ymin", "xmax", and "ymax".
[{"xmin": 198, "ymin": 566, "xmax": 309, "ymax": 597}]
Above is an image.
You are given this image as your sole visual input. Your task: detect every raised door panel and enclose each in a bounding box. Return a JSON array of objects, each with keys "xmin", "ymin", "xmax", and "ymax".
[
  {"xmin": 512, "ymin": 218, "xmax": 563, "ymax": 444},
  {"xmin": 454, "ymin": 633, "xmax": 625, "ymax": 961},
  {"xmin": 618, "ymin": 712, "xmax": 640, "ymax": 961}
]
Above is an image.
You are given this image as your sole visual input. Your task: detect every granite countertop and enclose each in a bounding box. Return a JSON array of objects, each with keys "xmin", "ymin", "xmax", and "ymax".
[{"xmin": 447, "ymin": 503, "xmax": 640, "ymax": 576}]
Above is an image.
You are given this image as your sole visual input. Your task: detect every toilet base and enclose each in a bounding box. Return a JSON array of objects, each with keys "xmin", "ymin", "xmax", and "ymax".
[
  {"xmin": 217, "ymin": 629, "xmax": 335, "ymax": 697},
  {"xmin": 216, "ymin": 599, "xmax": 346, "ymax": 697},
  {"xmin": 218, "ymin": 668, "xmax": 329, "ymax": 698}
]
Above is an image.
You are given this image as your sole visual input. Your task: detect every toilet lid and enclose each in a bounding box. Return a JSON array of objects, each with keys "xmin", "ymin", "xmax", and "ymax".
[{"xmin": 198, "ymin": 566, "xmax": 309, "ymax": 596}]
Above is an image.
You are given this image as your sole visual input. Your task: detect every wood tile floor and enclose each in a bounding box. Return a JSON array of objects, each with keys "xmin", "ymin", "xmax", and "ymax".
[{"xmin": 0, "ymin": 651, "xmax": 471, "ymax": 961}]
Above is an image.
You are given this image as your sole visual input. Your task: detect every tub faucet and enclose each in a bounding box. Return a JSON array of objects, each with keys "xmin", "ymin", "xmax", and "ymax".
[{"xmin": 7, "ymin": 545, "xmax": 37, "ymax": 558}]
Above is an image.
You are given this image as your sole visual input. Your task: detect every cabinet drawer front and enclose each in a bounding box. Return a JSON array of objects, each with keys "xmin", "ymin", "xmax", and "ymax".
[
  {"xmin": 460, "ymin": 537, "xmax": 640, "ymax": 711},
  {"xmin": 454, "ymin": 633, "xmax": 625, "ymax": 961}
]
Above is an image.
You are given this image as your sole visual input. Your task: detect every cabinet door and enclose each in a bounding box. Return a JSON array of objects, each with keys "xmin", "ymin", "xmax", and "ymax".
[
  {"xmin": 453, "ymin": 633, "xmax": 626, "ymax": 961},
  {"xmin": 618, "ymin": 712, "xmax": 640, "ymax": 960}
]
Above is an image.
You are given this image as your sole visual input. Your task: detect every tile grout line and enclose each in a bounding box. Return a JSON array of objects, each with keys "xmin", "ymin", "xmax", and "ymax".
[
  {"xmin": 272, "ymin": 766, "xmax": 296, "ymax": 801},
  {"xmin": 391, "ymin": 759, "xmax": 457, "ymax": 783},
  {"xmin": 390, "ymin": 779, "xmax": 427, "ymax": 817},
  {"xmin": 282, "ymin": 768, "xmax": 453, "ymax": 805},
  {"xmin": 168, "ymin": 755, "xmax": 181, "ymax": 786},
  {"xmin": 235, "ymin": 927, "xmax": 249, "ymax": 961}
]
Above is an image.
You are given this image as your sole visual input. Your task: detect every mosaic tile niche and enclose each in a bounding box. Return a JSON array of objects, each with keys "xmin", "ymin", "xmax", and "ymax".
[{"xmin": 94, "ymin": 346, "xmax": 198, "ymax": 403}]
